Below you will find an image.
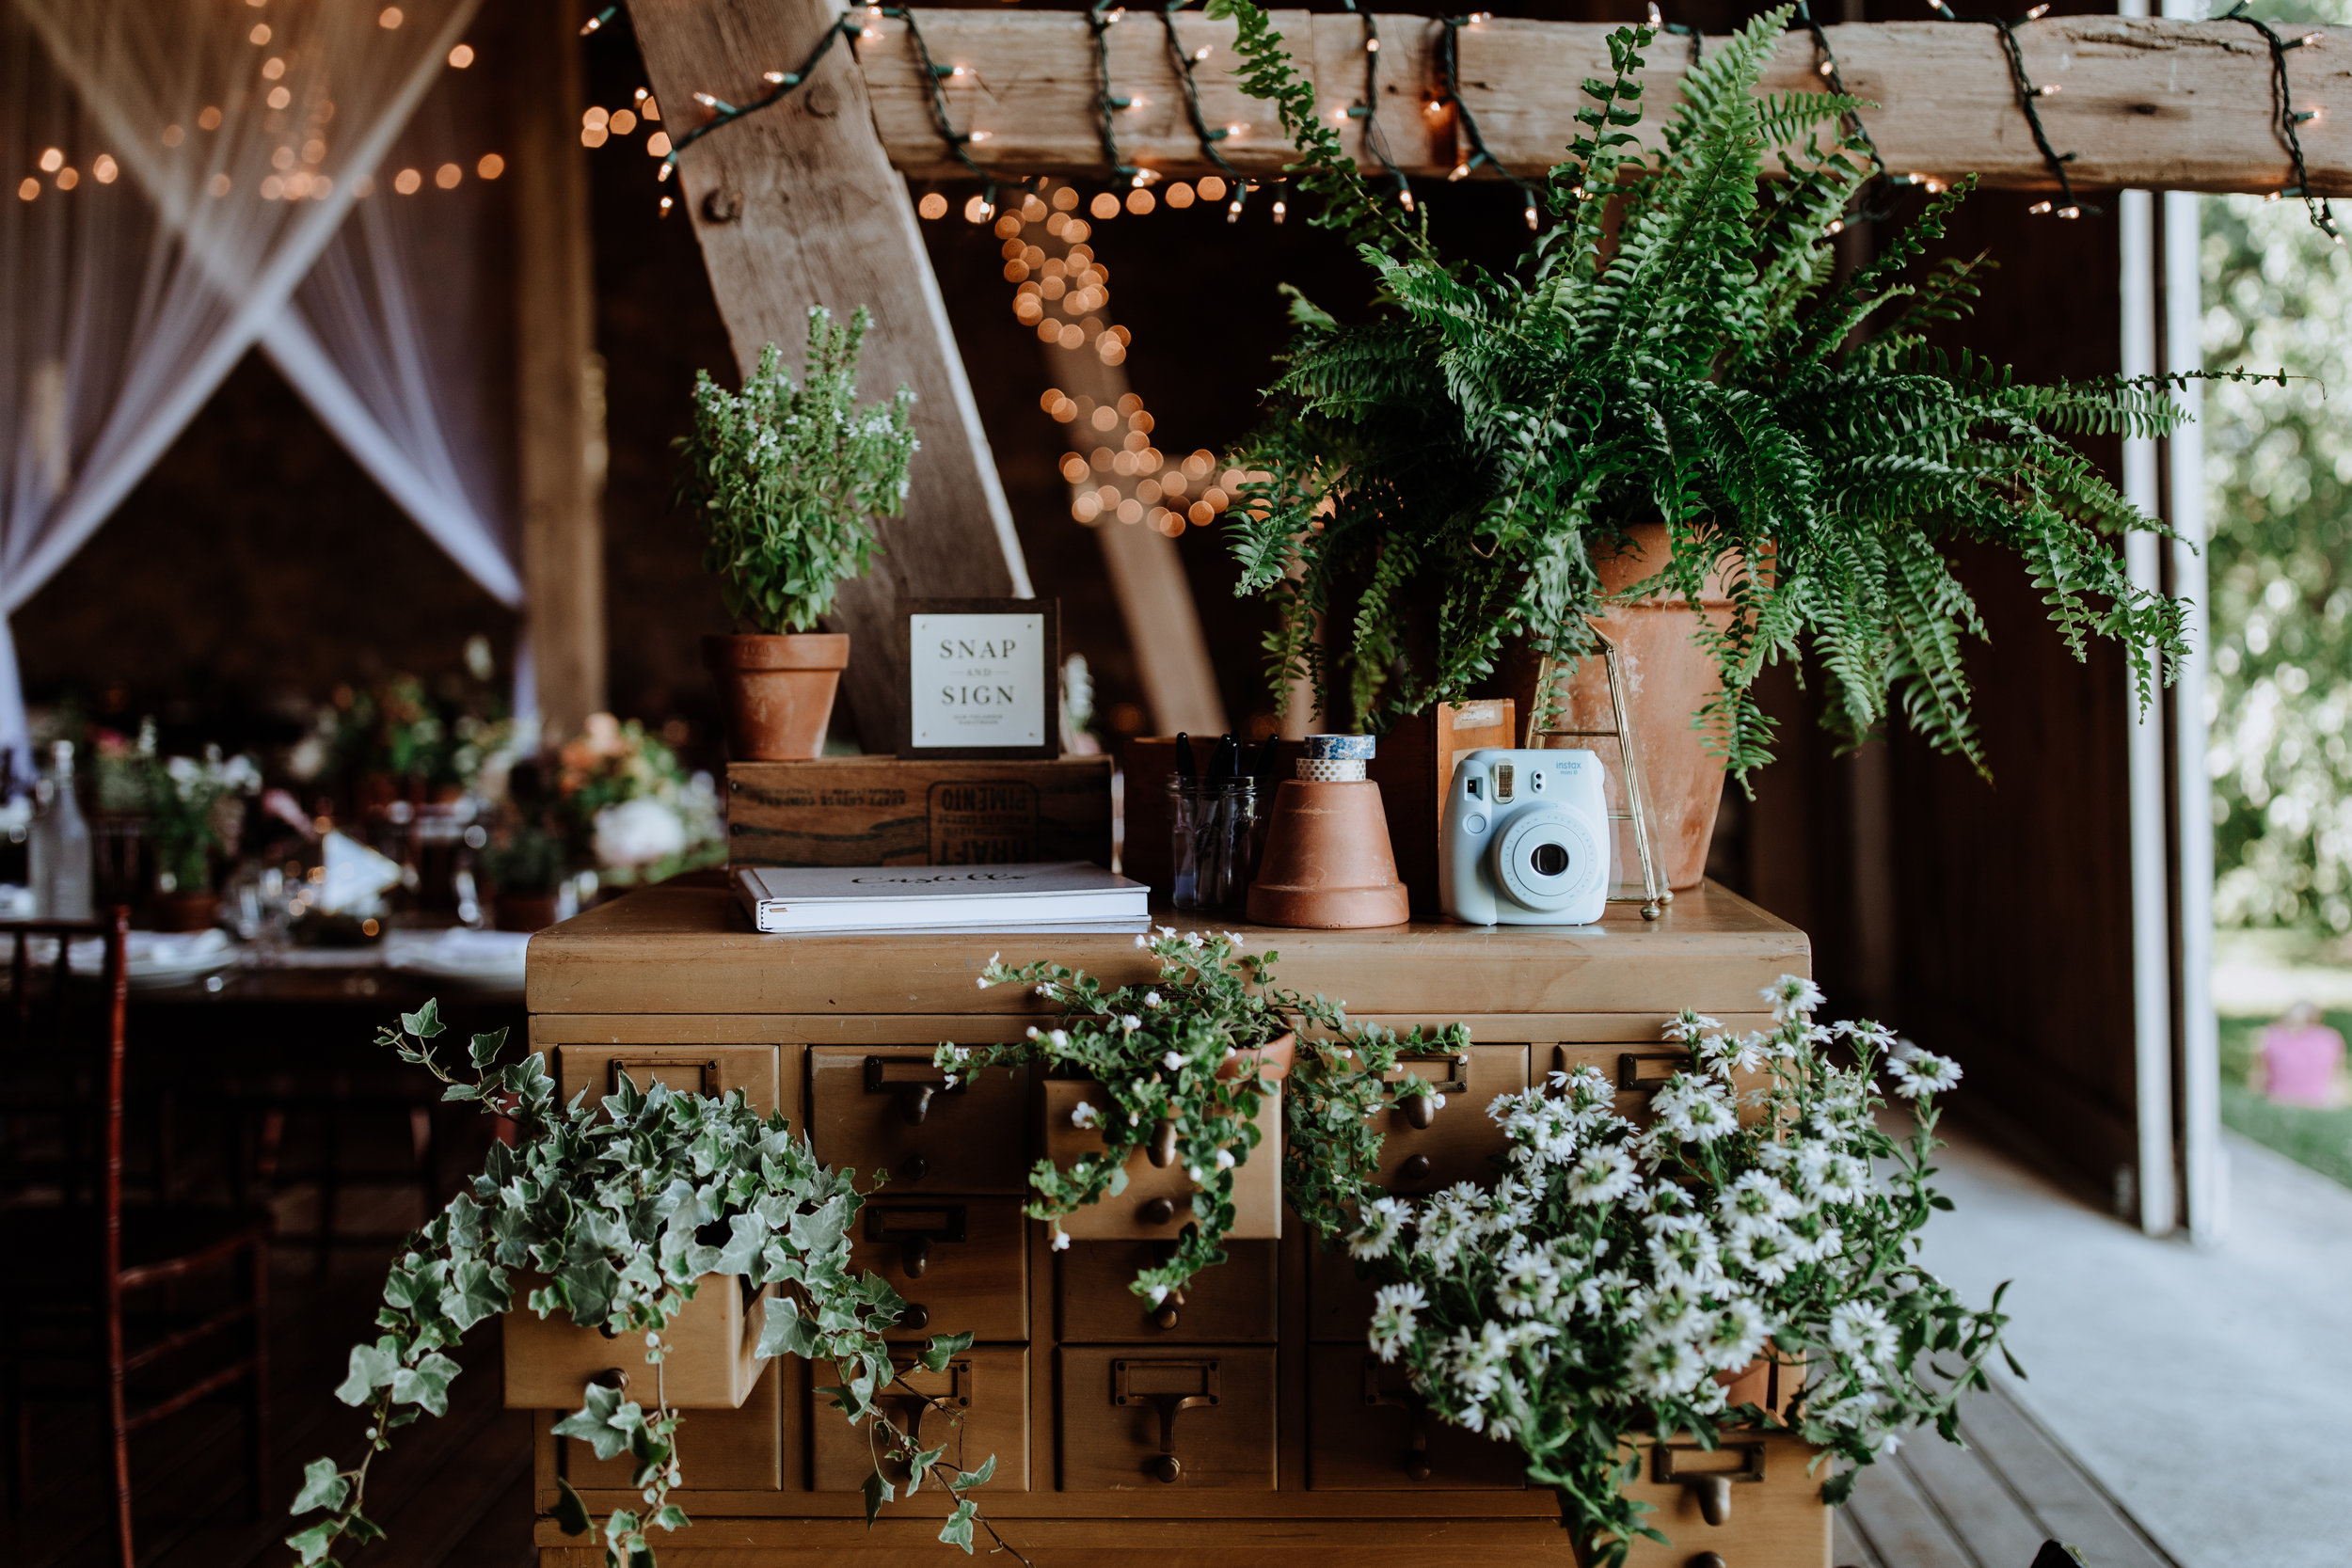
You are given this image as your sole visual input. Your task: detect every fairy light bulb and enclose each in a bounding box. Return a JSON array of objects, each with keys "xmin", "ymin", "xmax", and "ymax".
[
  {"xmin": 1523, "ymin": 200, "xmax": 1537, "ymax": 230},
  {"xmin": 2027, "ymin": 199, "xmax": 2053, "ymax": 214},
  {"xmin": 1193, "ymin": 44, "xmax": 1211, "ymax": 60},
  {"xmin": 1226, "ymin": 196, "xmax": 1242, "ymax": 222},
  {"xmin": 1272, "ymin": 195, "xmax": 1286, "ymax": 222}
]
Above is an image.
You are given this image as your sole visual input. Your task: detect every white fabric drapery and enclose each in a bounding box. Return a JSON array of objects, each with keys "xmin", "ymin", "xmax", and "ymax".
[
  {"xmin": 1, "ymin": 0, "xmax": 486, "ymax": 771},
  {"xmin": 264, "ymin": 42, "xmax": 531, "ymax": 716}
]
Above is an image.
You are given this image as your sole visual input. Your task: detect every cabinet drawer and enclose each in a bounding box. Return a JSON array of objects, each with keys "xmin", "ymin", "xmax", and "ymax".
[
  {"xmin": 1373, "ymin": 1043, "xmax": 1529, "ymax": 1196},
  {"xmin": 555, "ymin": 1043, "xmax": 781, "ymax": 1117},
  {"xmin": 848, "ymin": 1197, "xmax": 1028, "ymax": 1342},
  {"xmin": 1617, "ymin": 1431, "xmax": 1830, "ymax": 1567},
  {"xmin": 504, "ymin": 1275, "xmax": 768, "ymax": 1409},
  {"xmin": 1057, "ymin": 1239, "xmax": 1277, "ymax": 1342},
  {"xmin": 1057, "ymin": 1346, "xmax": 1276, "ymax": 1491},
  {"xmin": 809, "ymin": 1344, "xmax": 1028, "ymax": 1494},
  {"xmin": 1550, "ymin": 1042, "xmax": 1763, "ymax": 1125},
  {"xmin": 560, "ymin": 1358, "xmax": 785, "ymax": 1492},
  {"xmin": 809, "ymin": 1047, "xmax": 1028, "ymax": 1192},
  {"xmin": 1040, "ymin": 1079, "xmax": 1281, "ymax": 1241},
  {"xmin": 1307, "ymin": 1346, "xmax": 1525, "ymax": 1489},
  {"xmin": 1308, "ymin": 1242, "xmax": 1376, "ymax": 1344}
]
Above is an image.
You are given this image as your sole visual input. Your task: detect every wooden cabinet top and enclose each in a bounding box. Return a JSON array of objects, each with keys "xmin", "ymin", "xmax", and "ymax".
[{"xmin": 526, "ymin": 881, "xmax": 1807, "ymax": 1018}]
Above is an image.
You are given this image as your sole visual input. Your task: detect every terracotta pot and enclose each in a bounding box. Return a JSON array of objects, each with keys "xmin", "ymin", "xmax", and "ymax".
[
  {"xmin": 702, "ymin": 632, "xmax": 850, "ymax": 761},
  {"xmin": 1217, "ymin": 1031, "xmax": 1295, "ymax": 1085},
  {"xmin": 152, "ymin": 892, "xmax": 220, "ymax": 933},
  {"xmin": 492, "ymin": 891, "xmax": 561, "ymax": 933},
  {"xmin": 1245, "ymin": 780, "xmax": 1410, "ymax": 929},
  {"xmin": 1512, "ymin": 524, "xmax": 1742, "ymax": 891}
]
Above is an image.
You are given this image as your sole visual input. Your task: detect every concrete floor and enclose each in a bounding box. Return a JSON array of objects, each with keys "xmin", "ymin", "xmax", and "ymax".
[{"xmin": 1917, "ymin": 1126, "xmax": 2352, "ymax": 1568}]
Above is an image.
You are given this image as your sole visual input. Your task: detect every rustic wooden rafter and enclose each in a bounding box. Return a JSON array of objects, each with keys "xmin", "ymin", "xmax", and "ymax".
[{"xmin": 824, "ymin": 13, "xmax": 2350, "ymax": 196}]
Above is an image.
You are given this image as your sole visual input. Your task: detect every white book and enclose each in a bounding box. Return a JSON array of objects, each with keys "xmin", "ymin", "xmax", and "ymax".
[{"xmin": 734, "ymin": 862, "xmax": 1149, "ymax": 934}]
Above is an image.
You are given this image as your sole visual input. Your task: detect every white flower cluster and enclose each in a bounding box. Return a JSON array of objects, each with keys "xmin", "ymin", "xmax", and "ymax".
[{"xmin": 1343, "ymin": 978, "xmax": 1970, "ymax": 1460}]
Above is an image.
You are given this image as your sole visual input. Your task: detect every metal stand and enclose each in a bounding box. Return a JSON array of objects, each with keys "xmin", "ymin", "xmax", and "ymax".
[{"xmin": 1524, "ymin": 630, "xmax": 1670, "ymax": 921}]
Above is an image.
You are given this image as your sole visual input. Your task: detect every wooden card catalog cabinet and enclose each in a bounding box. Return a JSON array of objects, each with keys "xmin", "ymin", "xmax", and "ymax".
[{"xmin": 525, "ymin": 881, "xmax": 1821, "ymax": 1564}]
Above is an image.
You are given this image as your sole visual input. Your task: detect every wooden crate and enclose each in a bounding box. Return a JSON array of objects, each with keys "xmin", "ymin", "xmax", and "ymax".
[{"xmin": 724, "ymin": 756, "xmax": 1113, "ymax": 870}]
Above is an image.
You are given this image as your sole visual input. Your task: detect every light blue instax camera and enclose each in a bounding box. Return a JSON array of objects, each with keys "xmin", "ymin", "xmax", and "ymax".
[{"xmin": 1440, "ymin": 749, "xmax": 1610, "ymax": 926}]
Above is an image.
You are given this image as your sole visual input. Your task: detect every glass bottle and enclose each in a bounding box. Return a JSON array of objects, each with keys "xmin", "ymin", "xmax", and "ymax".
[{"xmin": 32, "ymin": 740, "xmax": 94, "ymax": 919}]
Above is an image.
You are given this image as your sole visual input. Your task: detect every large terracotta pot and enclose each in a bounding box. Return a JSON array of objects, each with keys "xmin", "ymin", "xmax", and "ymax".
[
  {"xmin": 702, "ymin": 633, "xmax": 850, "ymax": 761},
  {"xmin": 1516, "ymin": 525, "xmax": 1740, "ymax": 892}
]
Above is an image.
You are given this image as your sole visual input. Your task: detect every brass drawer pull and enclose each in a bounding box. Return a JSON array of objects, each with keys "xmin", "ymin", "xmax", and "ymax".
[
  {"xmin": 1617, "ymin": 1050, "xmax": 1686, "ymax": 1093},
  {"xmin": 1137, "ymin": 1196, "xmax": 1177, "ymax": 1227},
  {"xmin": 1148, "ymin": 1118, "xmax": 1180, "ymax": 1168},
  {"xmin": 1115, "ymin": 1358, "xmax": 1220, "ymax": 1483},
  {"xmin": 1652, "ymin": 1440, "xmax": 1764, "ymax": 1527},
  {"xmin": 865, "ymin": 1054, "xmax": 966, "ymax": 1126},
  {"xmin": 1391, "ymin": 1053, "xmax": 1470, "ymax": 1130},
  {"xmin": 864, "ymin": 1205, "xmax": 970, "ymax": 1281},
  {"xmin": 1395, "ymin": 1153, "xmax": 1433, "ymax": 1186}
]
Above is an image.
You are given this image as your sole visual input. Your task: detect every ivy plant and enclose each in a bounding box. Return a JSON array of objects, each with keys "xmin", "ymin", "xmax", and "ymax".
[
  {"xmin": 287, "ymin": 1002, "xmax": 1011, "ymax": 1567},
  {"xmin": 939, "ymin": 929, "xmax": 1459, "ymax": 1304},
  {"xmin": 1206, "ymin": 1, "xmax": 2213, "ymax": 778},
  {"xmin": 674, "ymin": 305, "xmax": 919, "ymax": 636}
]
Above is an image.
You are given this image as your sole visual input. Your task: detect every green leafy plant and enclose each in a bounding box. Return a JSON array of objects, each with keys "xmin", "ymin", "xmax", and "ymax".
[
  {"xmin": 288, "ymin": 1002, "xmax": 1012, "ymax": 1567},
  {"xmin": 675, "ymin": 306, "xmax": 919, "ymax": 636},
  {"xmin": 141, "ymin": 740, "xmax": 261, "ymax": 895},
  {"xmin": 1207, "ymin": 2, "xmax": 2203, "ymax": 777},
  {"xmin": 1330, "ymin": 977, "xmax": 2010, "ymax": 1565},
  {"xmin": 479, "ymin": 819, "xmax": 567, "ymax": 897},
  {"xmin": 939, "ymin": 929, "xmax": 1459, "ymax": 1303}
]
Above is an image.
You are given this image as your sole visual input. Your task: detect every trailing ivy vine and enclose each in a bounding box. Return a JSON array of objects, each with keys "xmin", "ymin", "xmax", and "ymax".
[{"xmin": 288, "ymin": 1002, "xmax": 1015, "ymax": 1567}]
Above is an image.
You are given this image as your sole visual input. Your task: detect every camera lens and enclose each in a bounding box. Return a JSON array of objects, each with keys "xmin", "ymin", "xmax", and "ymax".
[{"xmin": 1531, "ymin": 842, "xmax": 1569, "ymax": 877}]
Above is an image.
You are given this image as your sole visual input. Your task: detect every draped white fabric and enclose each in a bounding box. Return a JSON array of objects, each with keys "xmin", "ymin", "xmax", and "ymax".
[
  {"xmin": 265, "ymin": 47, "xmax": 532, "ymax": 714},
  {"xmin": 0, "ymin": 0, "xmax": 485, "ymax": 769}
]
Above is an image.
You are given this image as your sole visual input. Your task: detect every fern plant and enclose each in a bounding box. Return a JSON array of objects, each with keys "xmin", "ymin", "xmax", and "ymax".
[{"xmin": 1208, "ymin": 1, "xmax": 2198, "ymax": 776}]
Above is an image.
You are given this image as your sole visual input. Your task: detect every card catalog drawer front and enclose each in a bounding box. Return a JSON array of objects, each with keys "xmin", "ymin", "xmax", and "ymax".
[
  {"xmin": 1057, "ymin": 1346, "xmax": 1277, "ymax": 1491},
  {"xmin": 809, "ymin": 1345, "xmax": 1029, "ymax": 1494},
  {"xmin": 562, "ymin": 1359, "xmax": 784, "ymax": 1492},
  {"xmin": 1040, "ymin": 1079, "xmax": 1281, "ymax": 1241},
  {"xmin": 1616, "ymin": 1432, "xmax": 1830, "ymax": 1567},
  {"xmin": 849, "ymin": 1197, "xmax": 1028, "ymax": 1342},
  {"xmin": 1307, "ymin": 1346, "xmax": 1525, "ymax": 1490},
  {"xmin": 1057, "ymin": 1239, "xmax": 1277, "ymax": 1342},
  {"xmin": 1375, "ymin": 1043, "xmax": 1528, "ymax": 1196},
  {"xmin": 1308, "ymin": 1242, "xmax": 1377, "ymax": 1343},
  {"xmin": 556, "ymin": 1044, "xmax": 781, "ymax": 1117},
  {"xmin": 1550, "ymin": 1043, "xmax": 1763, "ymax": 1126},
  {"xmin": 809, "ymin": 1047, "xmax": 1027, "ymax": 1192}
]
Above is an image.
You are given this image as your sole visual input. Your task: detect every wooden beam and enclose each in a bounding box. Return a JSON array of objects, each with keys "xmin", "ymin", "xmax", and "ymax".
[
  {"xmin": 829, "ymin": 13, "xmax": 2349, "ymax": 195},
  {"xmin": 515, "ymin": 0, "xmax": 608, "ymax": 741},
  {"xmin": 628, "ymin": 0, "xmax": 1033, "ymax": 753}
]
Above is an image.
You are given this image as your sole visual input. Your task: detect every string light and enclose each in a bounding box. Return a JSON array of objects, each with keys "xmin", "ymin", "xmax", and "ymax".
[
  {"xmin": 1915, "ymin": 0, "xmax": 2096, "ymax": 217},
  {"xmin": 580, "ymin": 6, "xmax": 614, "ymax": 35},
  {"xmin": 1437, "ymin": 15, "xmax": 1541, "ymax": 222},
  {"xmin": 2224, "ymin": 4, "xmax": 2341, "ymax": 241}
]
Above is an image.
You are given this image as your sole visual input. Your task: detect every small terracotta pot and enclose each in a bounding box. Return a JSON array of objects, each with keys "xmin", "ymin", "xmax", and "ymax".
[
  {"xmin": 152, "ymin": 892, "xmax": 220, "ymax": 933},
  {"xmin": 492, "ymin": 891, "xmax": 561, "ymax": 933},
  {"xmin": 1245, "ymin": 780, "xmax": 1410, "ymax": 929},
  {"xmin": 1217, "ymin": 1031, "xmax": 1295, "ymax": 1085},
  {"xmin": 702, "ymin": 632, "xmax": 850, "ymax": 761}
]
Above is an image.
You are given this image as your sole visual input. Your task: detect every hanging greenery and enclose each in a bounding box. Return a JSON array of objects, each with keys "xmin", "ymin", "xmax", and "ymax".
[
  {"xmin": 940, "ymin": 930, "xmax": 1465, "ymax": 1303},
  {"xmin": 288, "ymin": 1003, "xmax": 1009, "ymax": 1568},
  {"xmin": 1206, "ymin": 1, "xmax": 2203, "ymax": 778}
]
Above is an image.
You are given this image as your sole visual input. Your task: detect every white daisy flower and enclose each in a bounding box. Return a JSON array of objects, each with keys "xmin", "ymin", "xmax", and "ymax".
[
  {"xmin": 1144, "ymin": 991, "xmax": 1164, "ymax": 1007},
  {"xmin": 1368, "ymin": 1281, "xmax": 1427, "ymax": 1359},
  {"xmin": 1121, "ymin": 1014, "xmax": 1141, "ymax": 1030},
  {"xmin": 1565, "ymin": 1146, "xmax": 1638, "ymax": 1206},
  {"xmin": 1886, "ymin": 1048, "xmax": 1963, "ymax": 1100},
  {"xmin": 1070, "ymin": 1101, "xmax": 1100, "ymax": 1129},
  {"xmin": 1761, "ymin": 974, "xmax": 1825, "ymax": 1022},
  {"xmin": 1349, "ymin": 1196, "xmax": 1407, "ymax": 1260},
  {"xmin": 1163, "ymin": 1051, "xmax": 1184, "ymax": 1070},
  {"xmin": 1050, "ymin": 1227, "xmax": 1071, "ymax": 1251}
]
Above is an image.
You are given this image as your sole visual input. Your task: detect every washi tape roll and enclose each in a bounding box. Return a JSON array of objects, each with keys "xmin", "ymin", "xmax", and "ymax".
[{"xmin": 1297, "ymin": 736, "xmax": 1374, "ymax": 782}]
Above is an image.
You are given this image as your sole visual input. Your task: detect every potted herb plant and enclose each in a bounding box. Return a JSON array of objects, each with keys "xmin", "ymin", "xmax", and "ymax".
[
  {"xmin": 288, "ymin": 1002, "xmax": 1009, "ymax": 1566},
  {"xmin": 941, "ymin": 929, "xmax": 1458, "ymax": 1306},
  {"xmin": 1209, "ymin": 3, "xmax": 2222, "ymax": 880},
  {"xmin": 676, "ymin": 306, "xmax": 919, "ymax": 761},
  {"xmin": 1320, "ymin": 977, "xmax": 2009, "ymax": 1566},
  {"xmin": 478, "ymin": 819, "xmax": 566, "ymax": 932},
  {"xmin": 143, "ymin": 744, "xmax": 261, "ymax": 930}
]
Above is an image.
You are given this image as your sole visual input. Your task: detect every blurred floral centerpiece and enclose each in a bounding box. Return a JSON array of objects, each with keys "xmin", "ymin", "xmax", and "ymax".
[
  {"xmin": 139, "ymin": 728, "xmax": 262, "ymax": 930},
  {"xmin": 551, "ymin": 714, "xmax": 723, "ymax": 888}
]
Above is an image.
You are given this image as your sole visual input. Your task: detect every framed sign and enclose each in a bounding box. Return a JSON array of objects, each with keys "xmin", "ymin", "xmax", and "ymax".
[{"xmin": 896, "ymin": 598, "xmax": 1060, "ymax": 760}]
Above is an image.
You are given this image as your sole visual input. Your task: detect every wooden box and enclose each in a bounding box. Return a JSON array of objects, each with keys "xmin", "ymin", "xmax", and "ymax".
[
  {"xmin": 1040, "ymin": 1078, "xmax": 1282, "ymax": 1241},
  {"xmin": 808, "ymin": 1046, "xmax": 1029, "ymax": 1193},
  {"xmin": 1365, "ymin": 699, "xmax": 1517, "ymax": 916},
  {"xmin": 724, "ymin": 756, "xmax": 1113, "ymax": 870},
  {"xmin": 560, "ymin": 1360, "xmax": 787, "ymax": 1492},
  {"xmin": 1057, "ymin": 1345, "xmax": 1278, "ymax": 1491},
  {"xmin": 847, "ymin": 1196, "xmax": 1029, "ymax": 1342},
  {"xmin": 810, "ymin": 1345, "xmax": 1030, "ymax": 1494},
  {"xmin": 1058, "ymin": 1239, "xmax": 1279, "ymax": 1342},
  {"xmin": 503, "ymin": 1275, "xmax": 769, "ymax": 1410}
]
